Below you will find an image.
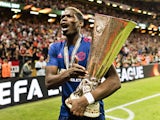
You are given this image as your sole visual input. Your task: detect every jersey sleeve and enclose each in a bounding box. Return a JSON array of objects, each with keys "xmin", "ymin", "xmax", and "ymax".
[{"xmin": 47, "ymin": 43, "xmax": 59, "ymax": 66}]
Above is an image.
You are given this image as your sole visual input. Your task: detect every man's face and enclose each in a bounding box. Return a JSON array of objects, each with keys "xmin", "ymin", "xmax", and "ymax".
[{"xmin": 60, "ymin": 9, "xmax": 81, "ymax": 36}]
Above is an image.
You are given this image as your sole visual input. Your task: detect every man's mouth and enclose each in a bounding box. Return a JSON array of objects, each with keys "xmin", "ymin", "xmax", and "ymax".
[{"xmin": 61, "ymin": 24, "xmax": 69, "ymax": 31}]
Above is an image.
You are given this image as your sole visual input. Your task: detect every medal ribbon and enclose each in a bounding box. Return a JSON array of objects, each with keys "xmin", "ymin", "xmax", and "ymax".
[{"xmin": 64, "ymin": 35, "xmax": 82, "ymax": 69}]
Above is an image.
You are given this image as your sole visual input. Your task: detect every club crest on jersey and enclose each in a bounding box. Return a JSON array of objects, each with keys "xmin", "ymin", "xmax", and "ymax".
[{"xmin": 76, "ymin": 52, "xmax": 86, "ymax": 61}]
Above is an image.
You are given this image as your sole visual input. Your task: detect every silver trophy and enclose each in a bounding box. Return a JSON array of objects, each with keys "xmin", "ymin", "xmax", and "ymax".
[{"xmin": 65, "ymin": 13, "xmax": 136, "ymax": 118}]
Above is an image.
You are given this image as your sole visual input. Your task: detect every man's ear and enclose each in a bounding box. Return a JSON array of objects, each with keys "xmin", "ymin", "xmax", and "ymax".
[{"xmin": 79, "ymin": 21, "xmax": 84, "ymax": 27}]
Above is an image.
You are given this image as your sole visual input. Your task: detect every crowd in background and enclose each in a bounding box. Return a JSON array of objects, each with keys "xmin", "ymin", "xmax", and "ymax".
[
  {"xmin": 3, "ymin": 0, "xmax": 160, "ymax": 26},
  {"xmin": 0, "ymin": 0, "xmax": 160, "ymax": 79},
  {"xmin": 114, "ymin": 33, "xmax": 160, "ymax": 68}
]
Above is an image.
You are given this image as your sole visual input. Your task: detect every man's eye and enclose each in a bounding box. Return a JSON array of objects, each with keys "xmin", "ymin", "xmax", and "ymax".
[
  {"xmin": 61, "ymin": 15, "xmax": 65, "ymax": 19},
  {"xmin": 66, "ymin": 15, "xmax": 72, "ymax": 17}
]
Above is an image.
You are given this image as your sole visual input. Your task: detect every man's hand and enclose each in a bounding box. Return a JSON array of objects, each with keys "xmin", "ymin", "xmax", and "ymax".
[
  {"xmin": 62, "ymin": 63, "xmax": 88, "ymax": 79},
  {"xmin": 68, "ymin": 96, "xmax": 89, "ymax": 116},
  {"xmin": 68, "ymin": 55, "xmax": 88, "ymax": 78}
]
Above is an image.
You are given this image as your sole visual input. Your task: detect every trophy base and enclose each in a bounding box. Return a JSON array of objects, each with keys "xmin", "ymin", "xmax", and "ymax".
[{"xmin": 65, "ymin": 93, "xmax": 100, "ymax": 118}]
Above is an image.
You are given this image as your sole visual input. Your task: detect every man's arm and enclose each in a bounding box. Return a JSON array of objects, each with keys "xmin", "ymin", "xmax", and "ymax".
[
  {"xmin": 45, "ymin": 63, "xmax": 87, "ymax": 89},
  {"xmin": 91, "ymin": 64, "xmax": 121, "ymax": 101}
]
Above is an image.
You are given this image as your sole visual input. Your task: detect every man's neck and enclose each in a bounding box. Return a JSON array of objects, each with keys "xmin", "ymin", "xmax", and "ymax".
[{"xmin": 66, "ymin": 33, "xmax": 81, "ymax": 46}]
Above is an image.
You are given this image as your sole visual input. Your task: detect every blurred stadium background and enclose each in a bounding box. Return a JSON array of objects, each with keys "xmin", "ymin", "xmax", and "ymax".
[{"xmin": 0, "ymin": 0, "xmax": 160, "ymax": 120}]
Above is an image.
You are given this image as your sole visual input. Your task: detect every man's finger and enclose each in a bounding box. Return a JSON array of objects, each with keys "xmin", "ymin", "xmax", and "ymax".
[{"xmin": 74, "ymin": 55, "xmax": 79, "ymax": 64}]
